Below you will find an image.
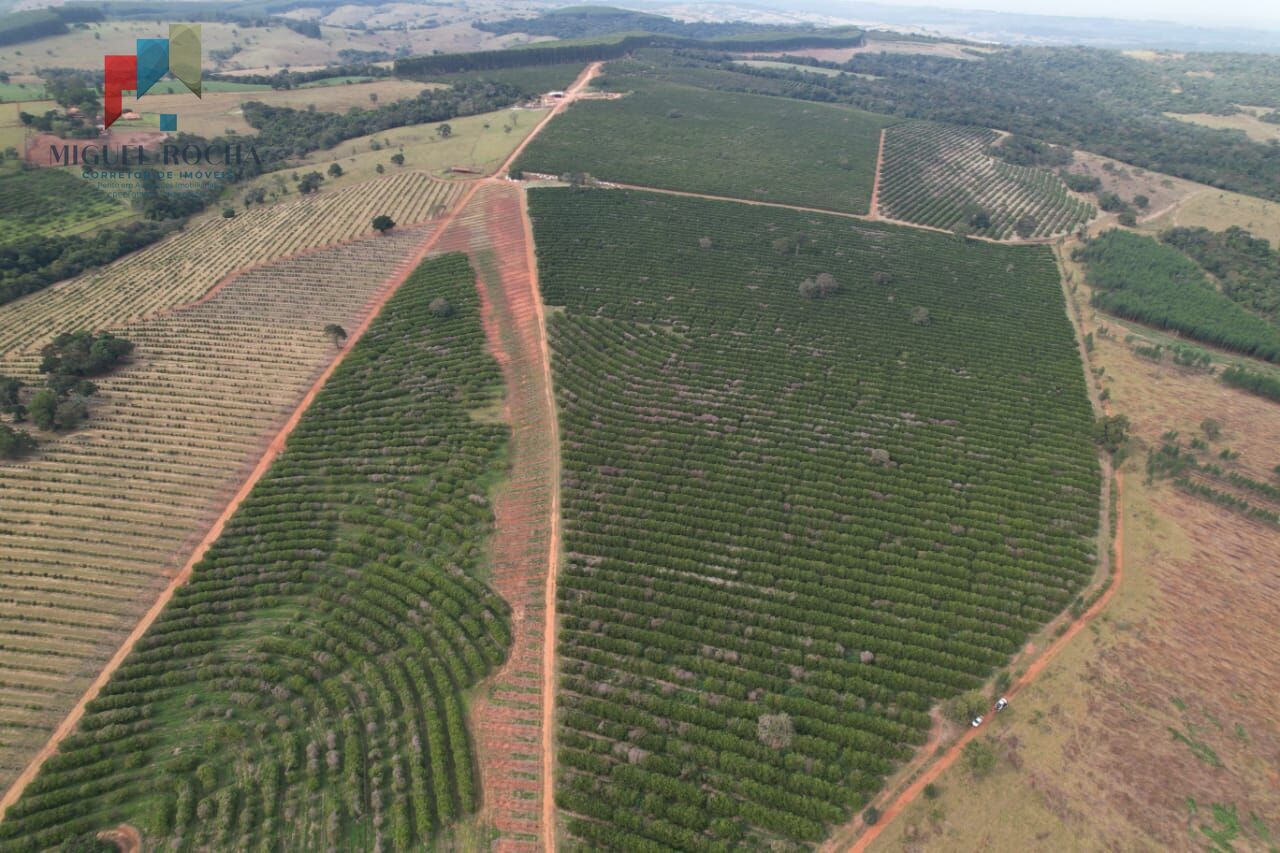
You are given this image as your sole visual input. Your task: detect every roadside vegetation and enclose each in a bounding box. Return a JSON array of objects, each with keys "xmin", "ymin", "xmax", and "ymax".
[{"xmin": 531, "ymin": 187, "xmax": 1100, "ymax": 848}]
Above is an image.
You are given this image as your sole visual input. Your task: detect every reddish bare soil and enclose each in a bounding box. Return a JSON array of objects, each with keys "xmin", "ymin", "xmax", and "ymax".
[
  {"xmin": 97, "ymin": 823, "xmax": 141, "ymax": 853},
  {"xmin": 438, "ymin": 184, "xmax": 557, "ymax": 852}
]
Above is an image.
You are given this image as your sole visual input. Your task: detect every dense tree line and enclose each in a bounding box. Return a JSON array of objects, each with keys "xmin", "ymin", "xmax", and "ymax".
[
  {"xmin": 1220, "ymin": 364, "xmax": 1280, "ymax": 404},
  {"xmin": 1075, "ymin": 230, "xmax": 1280, "ymax": 362},
  {"xmin": 1161, "ymin": 226, "xmax": 1280, "ymax": 324},
  {"xmin": 242, "ymin": 79, "xmax": 523, "ymax": 157},
  {"xmin": 206, "ymin": 62, "xmax": 390, "ymax": 89},
  {"xmin": 474, "ymin": 6, "xmax": 852, "ymax": 42},
  {"xmin": 0, "ymin": 222, "xmax": 177, "ymax": 307}
]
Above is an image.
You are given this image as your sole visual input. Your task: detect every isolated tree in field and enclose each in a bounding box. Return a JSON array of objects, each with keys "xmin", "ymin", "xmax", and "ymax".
[
  {"xmin": 872, "ymin": 271, "xmax": 892, "ymax": 286},
  {"xmin": 0, "ymin": 424, "xmax": 36, "ymax": 459},
  {"xmin": 966, "ymin": 207, "xmax": 992, "ymax": 230},
  {"xmin": 0, "ymin": 374, "xmax": 21, "ymax": 413},
  {"xmin": 323, "ymin": 324, "xmax": 347, "ymax": 346},
  {"xmin": 429, "ymin": 297, "xmax": 456, "ymax": 318},
  {"xmin": 757, "ymin": 713, "xmax": 793, "ymax": 750},
  {"xmin": 772, "ymin": 232, "xmax": 809, "ymax": 257},
  {"xmin": 297, "ymin": 172, "xmax": 324, "ymax": 194},
  {"xmin": 368, "ymin": 92, "xmax": 377, "ymax": 103},
  {"xmin": 372, "ymin": 215, "xmax": 395, "ymax": 234},
  {"xmin": 390, "ymin": 153, "xmax": 405, "ymax": 166},
  {"xmin": 27, "ymin": 389, "xmax": 57, "ymax": 431},
  {"xmin": 375, "ymin": 164, "xmax": 385, "ymax": 174},
  {"xmin": 963, "ymin": 739, "xmax": 998, "ymax": 777},
  {"xmin": 1093, "ymin": 413, "xmax": 1130, "ymax": 454},
  {"xmin": 221, "ymin": 207, "xmax": 235, "ymax": 219},
  {"xmin": 799, "ymin": 273, "xmax": 839, "ymax": 299},
  {"xmin": 436, "ymin": 123, "xmax": 452, "ymax": 139},
  {"xmin": 1014, "ymin": 215, "xmax": 1037, "ymax": 239},
  {"xmin": 911, "ymin": 306, "xmax": 931, "ymax": 325},
  {"xmin": 1200, "ymin": 418, "xmax": 1221, "ymax": 440},
  {"xmin": 327, "ymin": 163, "xmax": 343, "ymax": 178},
  {"xmin": 1133, "ymin": 194, "xmax": 1150, "ymax": 209}
]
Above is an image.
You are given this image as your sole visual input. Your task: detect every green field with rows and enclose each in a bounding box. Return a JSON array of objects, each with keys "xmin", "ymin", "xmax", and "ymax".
[
  {"xmin": 530, "ymin": 187, "xmax": 1101, "ymax": 848},
  {"xmin": 1077, "ymin": 229, "xmax": 1280, "ymax": 362},
  {"xmin": 0, "ymin": 169, "xmax": 130, "ymax": 243},
  {"xmin": 0, "ymin": 254, "xmax": 512, "ymax": 851},
  {"xmin": 515, "ymin": 81, "xmax": 896, "ymax": 213},
  {"xmin": 878, "ymin": 121, "xmax": 1095, "ymax": 239}
]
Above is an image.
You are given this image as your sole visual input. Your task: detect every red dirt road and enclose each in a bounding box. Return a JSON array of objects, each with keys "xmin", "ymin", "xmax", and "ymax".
[
  {"xmin": 869, "ymin": 128, "xmax": 885, "ymax": 219},
  {"xmin": 0, "ymin": 178, "xmax": 486, "ymax": 822}
]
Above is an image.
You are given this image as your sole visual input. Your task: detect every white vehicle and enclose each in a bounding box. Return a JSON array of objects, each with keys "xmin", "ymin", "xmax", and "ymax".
[
  {"xmin": 995, "ymin": 697, "xmax": 1009, "ymax": 712},
  {"xmin": 971, "ymin": 715, "xmax": 984, "ymax": 727}
]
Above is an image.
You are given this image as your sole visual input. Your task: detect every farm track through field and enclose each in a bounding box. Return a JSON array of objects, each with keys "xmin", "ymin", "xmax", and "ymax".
[
  {"xmin": 0, "ymin": 59, "xmax": 599, "ymax": 834},
  {"xmin": 869, "ymin": 128, "xmax": 885, "ymax": 219},
  {"xmin": 599, "ymin": 181, "xmax": 1057, "ymax": 245},
  {"xmin": 838, "ymin": 246, "xmax": 1125, "ymax": 853}
]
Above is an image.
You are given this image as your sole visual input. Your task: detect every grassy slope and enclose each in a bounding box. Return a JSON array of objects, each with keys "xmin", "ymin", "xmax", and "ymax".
[
  {"xmin": 516, "ymin": 80, "xmax": 897, "ymax": 214},
  {"xmin": 0, "ymin": 168, "xmax": 130, "ymax": 243}
]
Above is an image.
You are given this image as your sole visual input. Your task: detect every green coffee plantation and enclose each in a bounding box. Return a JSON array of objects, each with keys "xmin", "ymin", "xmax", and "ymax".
[
  {"xmin": 877, "ymin": 122, "xmax": 1096, "ymax": 239},
  {"xmin": 0, "ymin": 254, "xmax": 512, "ymax": 851},
  {"xmin": 529, "ymin": 188, "xmax": 1101, "ymax": 848},
  {"xmin": 514, "ymin": 80, "xmax": 894, "ymax": 214},
  {"xmin": 0, "ymin": 171, "xmax": 461, "ymax": 356},
  {"xmin": 0, "ymin": 222, "xmax": 440, "ymax": 796},
  {"xmin": 0, "ymin": 169, "xmax": 129, "ymax": 243}
]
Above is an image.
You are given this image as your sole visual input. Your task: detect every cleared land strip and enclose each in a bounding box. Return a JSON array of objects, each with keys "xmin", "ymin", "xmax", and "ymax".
[
  {"xmin": 437, "ymin": 183, "xmax": 557, "ymax": 852},
  {"xmin": 0, "ymin": 219, "xmax": 450, "ymax": 803},
  {"xmin": 0, "ymin": 171, "xmax": 461, "ymax": 357}
]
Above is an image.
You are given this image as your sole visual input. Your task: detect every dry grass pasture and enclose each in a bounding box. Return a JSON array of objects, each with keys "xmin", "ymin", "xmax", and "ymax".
[
  {"xmin": 866, "ymin": 245, "xmax": 1280, "ymax": 853},
  {"xmin": 1164, "ymin": 110, "xmax": 1280, "ymax": 144},
  {"xmin": 0, "ymin": 171, "xmax": 462, "ymax": 356},
  {"xmin": 120, "ymin": 79, "xmax": 433, "ymax": 137},
  {"xmin": 0, "ymin": 100, "xmax": 54, "ymax": 151},
  {"xmin": 252, "ymin": 107, "xmax": 549, "ymax": 191},
  {"xmin": 1144, "ymin": 189, "xmax": 1280, "ymax": 247},
  {"xmin": 0, "ymin": 217, "xmax": 449, "ymax": 793}
]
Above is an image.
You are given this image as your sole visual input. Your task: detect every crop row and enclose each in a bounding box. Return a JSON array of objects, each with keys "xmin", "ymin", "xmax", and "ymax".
[
  {"xmin": 0, "ymin": 224, "xmax": 439, "ymax": 795},
  {"xmin": 0, "ymin": 171, "xmax": 461, "ymax": 357},
  {"xmin": 0, "ymin": 170, "xmax": 126, "ymax": 245},
  {"xmin": 514, "ymin": 78, "xmax": 895, "ymax": 214},
  {"xmin": 0, "ymin": 253, "xmax": 511, "ymax": 851},
  {"xmin": 878, "ymin": 121, "xmax": 1096, "ymax": 239},
  {"xmin": 529, "ymin": 187, "xmax": 1100, "ymax": 849}
]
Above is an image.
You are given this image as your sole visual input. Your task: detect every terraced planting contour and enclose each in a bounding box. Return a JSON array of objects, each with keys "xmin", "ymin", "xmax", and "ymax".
[
  {"xmin": 529, "ymin": 187, "xmax": 1101, "ymax": 848},
  {"xmin": 0, "ymin": 170, "xmax": 129, "ymax": 243},
  {"xmin": 877, "ymin": 121, "xmax": 1095, "ymax": 239},
  {"xmin": 515, "ymin": 81, "xmax": 895, "ymax": 214},
  {"xmin": 0, "ymin": 171, "xmax": 461, "ymax": 356},
  {"xmin": 0, "ymin": 254, "xmax": 511, "ymax": 851},
  {"xmin": 0, "ymin": 222, "xmax": 444, "ymax": 796}
]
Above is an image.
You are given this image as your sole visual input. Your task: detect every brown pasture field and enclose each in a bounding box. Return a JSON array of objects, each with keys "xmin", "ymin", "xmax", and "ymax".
[
  {"xmin": 1164, "ymin": 110, "xmax": 1280, "ymax": 144},
  {"xmin": 120, "ymin": 79, "xmax": 432, "ymax": 137},
  {"xmin": 746, "ymin": 38, "xmax": 996, "ymax": 64},
  {"xmin": 866, "ymin": 243, "xmax": 1280, "ymax": 853},
  {"xmin": 1144, "ymin": 189, "xmax": 1280, "ymax": 247},
  {"xmin": 1066, "ymin": 150, "xmax": 1204, "ymax": 230}
]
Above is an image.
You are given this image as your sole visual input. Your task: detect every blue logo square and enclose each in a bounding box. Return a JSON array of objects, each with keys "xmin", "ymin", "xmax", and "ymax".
[{"xmin": 160, "ymin": 113, "xmax": 178, "ymax": 132}]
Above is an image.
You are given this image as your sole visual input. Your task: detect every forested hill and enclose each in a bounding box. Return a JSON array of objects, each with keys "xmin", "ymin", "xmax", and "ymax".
[{"xmin": 474, "ymin": 6, "xmax": 834, "ymax": 41}]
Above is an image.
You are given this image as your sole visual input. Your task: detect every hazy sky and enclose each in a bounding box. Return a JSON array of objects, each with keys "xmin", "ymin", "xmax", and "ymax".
[{"xmin": 862, "ymin": 0, "xmax": 1280, "ymax": 27}]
